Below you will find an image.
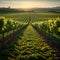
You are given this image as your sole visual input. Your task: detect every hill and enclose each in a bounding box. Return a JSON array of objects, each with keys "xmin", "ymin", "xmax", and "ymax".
[
  {"xmin": 0, "ymin": 6, "xmax": 60, "ymax": 13},
  {"xmin": 0, "ymin": 8, "xmax": 24, "ymax": 13},
  {"xmin": 33, "ymin": 6, "xmax": 60, "ymax": 13}
]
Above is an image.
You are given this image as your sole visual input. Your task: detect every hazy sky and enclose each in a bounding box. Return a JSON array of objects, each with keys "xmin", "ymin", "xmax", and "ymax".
[{"xmin": 0, "ymin": 0, "xmax": 60, "ymax": 8}]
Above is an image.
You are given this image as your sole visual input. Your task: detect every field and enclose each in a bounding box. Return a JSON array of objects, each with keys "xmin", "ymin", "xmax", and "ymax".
[
  {"xmin": 0, "ymin": 12, "xmax": 60, "ymax": 22},
  {"xmin": 0, "ymin": 12, "xmax": 60, "ymax": 60}
]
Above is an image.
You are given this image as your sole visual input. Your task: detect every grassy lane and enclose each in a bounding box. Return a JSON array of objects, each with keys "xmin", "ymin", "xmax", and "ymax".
[
  {"xmin": 1, "ymin": 25, "xmax": 57, "ymax": 60},
  {"xmin": 7, "ymin": 25, "xmax": 57, "ymax": 60}
]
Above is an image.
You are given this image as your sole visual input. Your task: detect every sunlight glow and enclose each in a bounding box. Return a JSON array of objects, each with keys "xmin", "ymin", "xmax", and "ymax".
[
  {"xmin": 0, "ymin": 0, "xmax": 60, "ymax": 8},
  {"xmin": 11, "ymin": 1, "xmax": 59, "ymax": 8}
]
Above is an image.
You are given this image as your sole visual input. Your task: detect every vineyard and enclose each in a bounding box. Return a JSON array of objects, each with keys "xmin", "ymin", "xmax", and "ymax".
[{"xmin": 0, "ymin": 12, "xmax": 60, "ymax": 60}]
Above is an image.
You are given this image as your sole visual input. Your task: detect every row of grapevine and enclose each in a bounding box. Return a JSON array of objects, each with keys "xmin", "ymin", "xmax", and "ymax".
[
  {"xmin": 0, "ymin": 17, "xmax": 25, "ymax": 41},
  {"xmin": 33, "ymin": 17, "xmax": 60, "ymax": 38}
]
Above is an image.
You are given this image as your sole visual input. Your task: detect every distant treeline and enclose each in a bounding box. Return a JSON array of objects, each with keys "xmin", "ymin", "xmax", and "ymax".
[
  {"xmin": 0, "ymin": 7, "xmax": 60, "ymax": 13},
  {"xmin": 0, "ymin": 8, "xmax": 25, "ymax": 13}
]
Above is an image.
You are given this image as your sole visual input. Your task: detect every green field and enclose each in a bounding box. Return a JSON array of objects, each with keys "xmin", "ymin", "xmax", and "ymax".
[
  {"xmin": 0, "ymin": 12, "xmax": 60, "ymax": 22},
  {"xmin": 0, "ymin": 12, "xmax": 60, "ymax": 60}
]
